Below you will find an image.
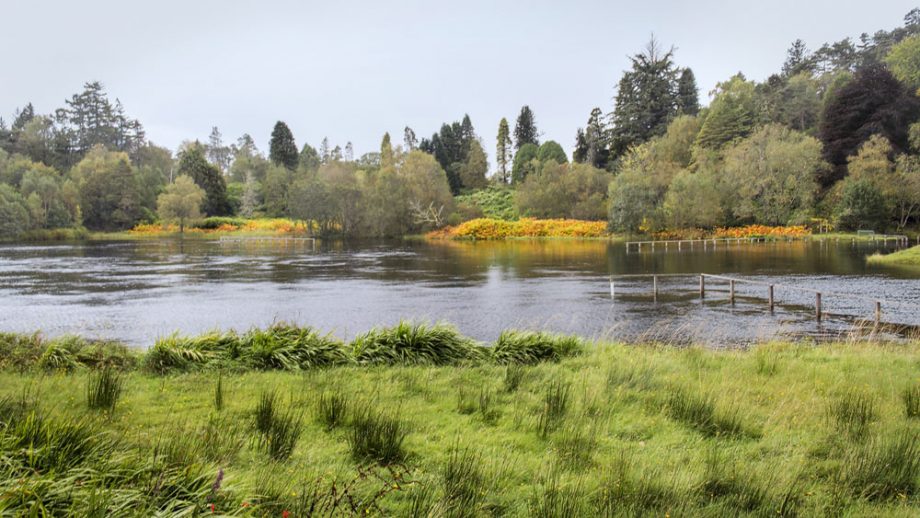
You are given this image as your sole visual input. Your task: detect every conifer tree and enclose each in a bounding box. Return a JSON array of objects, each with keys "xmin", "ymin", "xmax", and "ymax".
[
  {"xmin": 269, "ymin": 121, "xmax": 298, "ymax": 170},
  {"xmin": 496, "ymin": 118, "xmax": 512, "ymax": 183},
  {"xmin": 513, "ymin": 106, "xmax": 539, "ymax": 150}
]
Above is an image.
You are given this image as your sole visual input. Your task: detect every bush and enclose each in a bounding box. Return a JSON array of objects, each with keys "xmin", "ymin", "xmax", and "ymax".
[
  {"xmin": 241, "ymin": 324, "xmax": 349, "ymax": 370},
  {"xmin": 351, "ymin": 321, "xmax": 482, "ymax": 366},
  {"xmin": 144, "ymin": 331, "xmax": 239, "ymax": 373},
  {"xmin": 492, "ymin": 331, "xmax": 583, "ymax": 365}
]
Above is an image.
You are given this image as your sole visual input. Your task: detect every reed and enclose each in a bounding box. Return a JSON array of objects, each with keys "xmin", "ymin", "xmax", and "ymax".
[
  {"xmin": 86, "ymin": 366, "xmax": 123, "ymax": 413},
  {"xmin": 348, "ymin": 401, "xmax": 408, "ymax": 464},
  {"xmin": 351, "ymin": 321, "xmax": 482, "ymax": 366}
]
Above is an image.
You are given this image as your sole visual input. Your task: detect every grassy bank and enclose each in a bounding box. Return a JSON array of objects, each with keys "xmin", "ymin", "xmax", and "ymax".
[
  {"xmin": 869, "ymin": 245, "xmax": 920, "ymax": 266},
  {"xmin": 1, "ymin": 325, "xmax": 919, "ymax": 515}
]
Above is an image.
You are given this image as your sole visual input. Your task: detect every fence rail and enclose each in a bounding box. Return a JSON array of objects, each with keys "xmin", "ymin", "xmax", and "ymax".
[
  {"xmin": 625, "ymin": 234, "xmax": 910, "ymax": 252},
  {"xmin": 218, "ymin": 236, "xmax": 317, "ymax": 251}
]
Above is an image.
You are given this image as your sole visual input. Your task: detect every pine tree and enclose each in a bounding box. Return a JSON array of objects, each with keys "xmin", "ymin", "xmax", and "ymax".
[
  {"xmin": 460, "ymin": 114, "xmax": 475, "ymax": 156},
  {"xmin": 677, "ymin": 69, "xmax": 700, "ymax": 116},
  {"xmin": 269, "ymin": 121, "xmax": 298, "ymax": 170},
  {"xmin": 573, "ymin": 128, "xmax": 588, "ymax": 164},
  {"xmin": 513, "ymin": 106, "xmax": 539, "ymax": 150},
  {"xmin": 404, "ymin": 127, "xmax": 418, "ymax": 150},
  {"xmin": 496, "ymin": 118, "xmax": 512, "ymax": 183},
  {"xmin": 380, "ymin": 132, "xmax": 394, "ymax": 168},
  {"xmin": 608, "ymin": 37, "xmax": 680, "ymax": 158},
  {"xmin": 782, "ymin": 39, "xmax": 816, "ymax": 77},
  {"xmin": 177, "ymin": 143, "xmax": 232, "ymax": 216},
  {"xmin": 584, "ymin": 108, "xmax": 609, "ymax": 169},
  {"xmin": 207, "ymin": 126, "xmax": 231, "ymax": 173}
]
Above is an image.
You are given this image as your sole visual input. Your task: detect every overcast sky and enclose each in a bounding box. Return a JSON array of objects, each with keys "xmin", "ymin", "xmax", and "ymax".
[{"xmin": 2, "ymin": 1, "xmax": 916, "ymax": 160}]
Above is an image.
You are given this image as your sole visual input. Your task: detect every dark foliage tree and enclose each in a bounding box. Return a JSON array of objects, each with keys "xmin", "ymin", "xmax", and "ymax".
[
  {"xmin": 782, "ymin": 39, "xmax": 816, "ymax": 77},
  {"xmin": 819, "ymin": 64, "xmax": 920, "ymax": 186},
  {"xmin": 513, "ymin": 106, "xmax": 539, "ymax": 150},
  {"xmin": 299, "ymin": 143, "xmax": 321, "ymax": 171},
  {"xmin": 269, "ymin": 121, "xmax": 298, "ymax": 170},
  {"xmin": 573, "ymin": 128, "xmax": 588, "ymax": 164},
  {"xmin": 177, "ymin": 143, "xmax": 232, "ymax": 216},
  {"xmin": 403, "ymin": 126, "xmax": 418, "ymax": 150},
  {"xmin": 609, "ymin": 37, "xmax": 680, "ymax": 158},
  {"xmin": 511, "ymin": 143, "xmax": 539, "ymax": 184},
  {"xmin": 537, "ymin": 141, "xmax": 567, "ymax": 164},
  {"xmin": 677, "ymin": 68, "xmax": 700, "ymax": 116}
]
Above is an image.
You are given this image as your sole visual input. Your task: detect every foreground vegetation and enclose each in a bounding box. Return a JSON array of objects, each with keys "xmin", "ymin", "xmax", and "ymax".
[
  {"xmin": 1, "ymin": 325, "xmax": 919, "ymax": 516},
  {"xmin": 869, "ymin": 245, "xmax": 920, "ymax": 266}
]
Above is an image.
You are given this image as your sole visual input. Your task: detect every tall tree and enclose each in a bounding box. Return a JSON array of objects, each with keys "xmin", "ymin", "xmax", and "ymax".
[
  {"xmin": 269, "ymin": 121, "xmax": 298, "ymax": 170},
  {"xmin": 207, "ymin": 126, "xmax": 231, "ymax": 173},
  {"xmin": 573, "ymin": 128, "xmax": 589, "ymax": 164},
  {"xmin": 157, "ymin": 175, "xmax": 205, "ymax": 233},
  {"xmin": 782, "ymin": 39, "xmax": 816, "ymax": 77},
  {"xmin": 72, "ymin": 146, "xmax": 142, "ymax": 230},
  {"xmin": 584, "ymin": 108, "xmax": 609, "ymax": 169},
  {"xmin": 513, "ymin": 106, "xmax": 539, "ymax": 150},
  {"xmin": 299, "ymin": 143, "xmax": 321, "ymax": 171},
  {"xmin": 380, "ymin": 132, "xmax": 394, "ymax": 169},
  {"xmin": 496, "ymin": 118, "xmax": 512, "ymax": 183},
  {"xmin": 677, "ymin": 68, "xmax": 700, "ymax": 116},
  {"xmin": 695, "ymin": 74, "xmax": 757, "ymax": 150},
  {"xmin": 176, "ymin": 143, "xmax": 232, "ymax": 216},
  {"xmin": 403, "ymin": 126, "xmax": 418, "ymax": 151},
  {"xmin": 608, "ymin": 37, "xmax": 680, "ymax": 158},
  {"xmin": 819, "ymin": 63, "xmax": 920, "ymax": 186},
  {"xmin": 344, "ymin": 142, "xmax": 354, "ymax": 161}
]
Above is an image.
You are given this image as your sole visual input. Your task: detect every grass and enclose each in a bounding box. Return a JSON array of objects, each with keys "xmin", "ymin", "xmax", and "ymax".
[
  {"xmin": 492, "ymin": 330, "xmax": 584, "ymax": 364},
  {"xmin": 868, "ymin": 245, "xmax": 920, "ymax": 266},
  {"xmin": 0, "ymin": 329, "xmax": 919, "ymax": 515},
  {"xmin": 351, "ymin": 321, "xmax": 482, "ymax": 366},
  {"xmin": 86, "ymin": 366, "xmax": 123, "ymax": 413}
]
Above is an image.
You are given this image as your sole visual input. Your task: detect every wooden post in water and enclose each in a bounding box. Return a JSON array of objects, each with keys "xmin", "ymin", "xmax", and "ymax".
[
  {"xmin": 768, "ymin": 285, "xmax": 774, "ymax": 312},
  {"xmin": 609, "ymin": 277, "xmax": 615, "ymax": 298},
  {"xmin": 729, "ymin": 280, "xmax": 735, "ymax": 304},
  {"xmin": 815, "ymin": 293, "xmax": 822, "ymax": 322},
  {"xmin": 652, "ymin": 275, "xmax": 659, "ymax": 300},
  {"xmin": 699, "ymin": 275, "xmax": 706, "ymax": 298},
  {"xmin": 875, "ymin": 301, "xmax": 881, "ymax": 325}
]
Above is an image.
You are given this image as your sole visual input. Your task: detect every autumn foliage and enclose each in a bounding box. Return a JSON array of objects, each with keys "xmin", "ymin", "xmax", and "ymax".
[
  {"xmin": 427, "ymin": 218, "xmax": 609, "ymax": 240},
  {"xmin": 713, "ymin": 225, "xmax": 811, "ymax": 239}
]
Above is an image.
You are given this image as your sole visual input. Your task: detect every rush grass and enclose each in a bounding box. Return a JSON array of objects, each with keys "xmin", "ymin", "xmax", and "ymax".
[{"xmin": 0, "ymin": 337, "xmax": 918, "ymax": 516}]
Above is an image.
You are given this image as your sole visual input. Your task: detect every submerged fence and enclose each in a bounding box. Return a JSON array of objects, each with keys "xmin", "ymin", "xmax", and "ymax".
[
  {"xmin": 608, "ymin": 273, "xmax": 918, "ymax": 326},
  {"xmin": 218, "ymin": 236, "xmax": 317, "ymax": 251},
  {"xmin": 625, "ymin": 235, "xmax": 911, "ymax": 253}
]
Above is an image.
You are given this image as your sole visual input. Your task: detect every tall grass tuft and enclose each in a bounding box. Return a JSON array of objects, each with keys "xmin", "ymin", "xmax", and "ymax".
[
  {"xmin": 86, "ymin": 366, "xmax": 123, "ymax": 413},
  {"xmin": 242, "ymin": 323, "xmax": 349, "ymax": 370},
  {"xmin": 254, "ymin": 390, "xmax": 278, "ymax": 435},
  {"xmin": 315, "ymin": 388, "xmax": 349, "ymax": 430},
  {"xmin": 259, "ymin": 407, "xmax": 303, "ymax": 461},
  {"xmin": 478, "ymin": 388, "xmax": 500, "ymax": 425},
  {"xmin": 595, "ymin": 455, "xmax": 682, "ymax": 516},
  {"xmin": 37, "ymin": 335, "xmax": 83, "ymax": 372},
  {"xmin": 529, "ymin": 467, "xmax": 584, "ymax": 517},
  {"xmin": 143, "ymin": 331, "xmax": 237, "ymax": 373},
  {"xmin": 199, "ymin": 414, "xmax": 244, "ymax": 463},
  {"xmin": 351, "ymin": 321, "xmax": 482, "ymax": 366},
  {"xmin": 492, "ymin": 330, "xmax": 583, "ymax": 365},
  {"xmin": 837, "ymin": 429, "xmax": 920, "ymax": 501},
  {"xmin": 827, "ymin": 388, "xmax": 877, "ymax": 437},
  {"xmin": 903, "ymin": 383, "xmax": 920, "ymax": 418},
  {"xmin": 606, "ymin": 363, "xmax": 656, "ymax": 391},
  {"xmin": 554, "ymin": 422, "xmax": 598, "ymax": 470},
  {"xmin": 537, "ymin": 379, "xmax": 571, "ymax": 438},
  {"xmin": 348, "ymin": 401, "xmax": 408, "ymax": 464},
  {"xmin": 439, "ymin": 442, "xmax": 487, "ymax": 515},
  {"xmin": 503, "ymin": 364, "xmax": 526, "ymax": 392},
  {"xmin": 214, "ymin": 371, "xmax": 224, "ymax": 411},
  {"xmin": 665, "ymin": 388, "xmax": 750, "ymax": 438}
]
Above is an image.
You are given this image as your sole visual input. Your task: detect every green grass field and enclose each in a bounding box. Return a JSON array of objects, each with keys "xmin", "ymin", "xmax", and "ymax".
[
  {"xmin": 1, "ymin": 326, "xmax": 919, "ymax": 516},
  {"xmin": 869, "ymin": 245, "xmax": 920, "ymax": 266}
]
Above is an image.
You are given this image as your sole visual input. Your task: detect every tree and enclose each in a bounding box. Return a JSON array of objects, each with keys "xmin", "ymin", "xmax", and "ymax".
[
  {"xmin": 819, "ymin": 64, "xmax": 920, "ymax": 186},
  {"xmin": 269, "ymin": 121, "xmax": 298, "ymax": 170},
  {"xmin": 207, "ymin": 127, "xmax": 231, "ymax": 172},
  {"xmin": 886, "ymin": 34, "xmax": 920, "ymax": 93},
  {"xmin": 695, "ymin": 74, "xmax": 757, "ymax": 150},
  {"xmin": 662, "ymin": 170, "xmax": 723, "ymax": 229},
  {"xmin": 299, "ymin": 143, "xmax": 321, "ymax": 171},
  {"xmin": 380, "ymin": 132, "xmax": 394, "ymax": 169},
  {"xmin": 262, "ymin": 164, "xmax": 291, "ymax": 217},
  {"xmin": 836, "ymin": 178, "xmax": 888, "ymax": 230},
  {"xmin": 54, "ymin": 82, "xmax": 145, "ymax": 165},
  {"xmin": 677, "ymin": 68, "xmax": 700, "ymax": 116},
  {"xmin": 847, "ymin": 134, "xmax": 893, "ymax": 180},
  {"xmin": 515, "ymin": 162, "xmax": 609, "ymax": 220},
  {"xmin": 344, "ymin": 142, "xmax": 354, "ymax": 162},
  {"xmin": 892, "ymin": 154, "xmax": 920, "ymax": 230},
  {"xmin": 536, "ymin": 141, "xmax": 567, "ymax": 163},
  {"xmin": 782, "ymin": 39, "xmax": 816, "ymax": 77},
  {"xmin": 583, "ymin": 108, "xmax": 609, "ymax": 168},
  {"xmin": 157, "ymin": 176, "xmax": 205, "ymax": 233},
  {"xmin": 20, "ymin": 168, "xmax": 77, "ymax": 229},
  {"xmin": 459, "ymin": 139, "xmax": 488, "ymax": 189},
  {"xmin": 176, "ymin": 144, "xmax": 231, "ymax": 216},
  {"xmin": 496, "ymin": 118, "xmax": 512, "ymax": 183},
  {"xmin": 609, "ymin": 37, "xmax": 680, "ymax": 157},
  {"xmin": 513, "ymin": 106, "xmax": 539, "ymax": 150},
  {"xmin": 722, "ymin": 124, "xmax": 824, "ymax": 225},
  {"xmin": 0, "ymin": 184, "xmax": 31, "ymax": 237},
  {"xmin": 239, "ymin": 171, "xmax": 259, "ymax": 218},
  {"xmin": 404, "ymin": 127, "xmax": 418, "ymax": 150},
  {"xmin": 72, "ymin": 146, "xmax": 142, "ymax": 230},
  {"xmin": 511, "ymin": 143, "xmax": 539, "ymax": 184}
]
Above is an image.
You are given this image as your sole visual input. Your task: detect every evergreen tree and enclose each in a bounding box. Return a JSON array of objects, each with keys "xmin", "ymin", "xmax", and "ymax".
[
  {"xmin": 320, "ymin": 137, "xmax": 331, "ymax": 163},
  {"xmin": 573, "ymin": 128, "xmax": 588, "ymax": 164},
  {"xmin": 513, "ymin": 106, "xmax": 539, "ymax": 150},
  {"xmin": 609, "ymin": 37, "xmax": 680, "ymax": 158},
  {"xmin": 404, "ymin": 127, "xmax": 418, "ymax": 150},
  {"xmin": 512, "ymin": 143, "xmax": 539, "ymax": 184},
  {"xmin": 207, "ymin": 126, "xmax": 231, "ymax": 173},
  {"xmin": 537, "ymin": 141, "xmax": 568, "ymax": 164},
  {"xmin": 782, "ymin": 39, "xmax": 816, "ymax": 77},
  {"xmin": 460, "ymin": 114, "xmax": 475, "ymax": 156},
  {"xmin": 299, "ymin": 143, "xmax": 321, "ymax": 171},
  {"xmin": 380, "ymin": 132, "xmax": 394, "ymax": 168},
  {"xmin": 344, "ymin": 142, "xmax": 354, "ymax": 161},
  {"xmin": 268, "ymin": 121, "xmax": 298, "ymax": 170},
  {"xmin": 677, "ymin": 69, "xmax": 700, "ymax": 116},
  {"xmin": 696, "ymin": 74, "xmax": 758, "ymax": 150},
  {"xmin": 584, "ymin": 108, "xmax": 609, "ymax": 169},
  {"xmin": 177, "ymin": 143, "xmax": 232, "ymax": 216},
  {"xmin": 496, "ymin": 118, "xmax": 512, "ymax": 183}
]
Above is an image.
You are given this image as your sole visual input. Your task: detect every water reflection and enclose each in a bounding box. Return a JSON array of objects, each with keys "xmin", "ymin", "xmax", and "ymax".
[{"xmin": 0, "ymin": 239, "xmax": 916, "ymax": 346}]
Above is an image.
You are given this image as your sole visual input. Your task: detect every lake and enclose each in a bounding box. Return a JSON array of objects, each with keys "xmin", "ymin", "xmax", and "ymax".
[{"xmin": 0, "ymin": 239, "xmax": 917, "ymax": 347}]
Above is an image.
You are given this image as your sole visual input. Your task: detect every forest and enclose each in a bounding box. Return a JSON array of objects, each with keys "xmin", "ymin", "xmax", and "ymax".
[{"xmin": 2, "ymin": 9, "xmax": 920, "ymax": 239}]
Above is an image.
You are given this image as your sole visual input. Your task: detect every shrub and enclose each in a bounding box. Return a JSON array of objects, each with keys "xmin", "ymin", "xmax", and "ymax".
[
  {"xmin": 86, "ymin": 366, "xmax": 124, "ymax": 413},
  {"xmin": 428, "ymin": 217, "xmax": 609, "ymax": 240},
  {"xmin": 351, "ymin": 321, "xmax": 481, "ymax": 366},
  {"xmin": 242, "ymin": 323, "xmax": 349, "ymax": 370},
  {"xmin": 492, "ymin": 331, "xmax": 583, "ymax": 365},
  {"xmin": 37, "ymin": 335, "xmax": 83, "ymax": 372},
  {"xmin": 348, "ymin": 402, "xmax": 407, "ymax": 464}
]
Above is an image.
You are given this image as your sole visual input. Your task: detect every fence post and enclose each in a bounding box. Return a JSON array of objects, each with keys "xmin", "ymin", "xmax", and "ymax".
[
  {"xmin": 875, "ymin": 301, "xmax": 881, "ymax": 325},
  {"xmin": 699, "ymin": 275, "xmax": 705, "ymax": 298},
  {"xmin": 768, "ymin": 285, "xmax": 774, "ymax": 312},
  {"xmin": 653, "ymin": 275, "xmax": 658, "ymax": 300},
  {"xmin": 609, "ymin": 277, "xmax": 615, "ymax": 299},
  {"xmin": 815, "ymin": 293, "xmax": 822, "ymax": 322},
  {"xmin": 729, "ymin": 280, "xmax": 735, "ymax": 304}
]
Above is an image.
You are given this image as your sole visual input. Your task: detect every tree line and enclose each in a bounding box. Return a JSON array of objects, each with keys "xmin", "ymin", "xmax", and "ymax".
[{"xmin": 2, "ymin": 8, "xmax": 920, "ymax": 238}]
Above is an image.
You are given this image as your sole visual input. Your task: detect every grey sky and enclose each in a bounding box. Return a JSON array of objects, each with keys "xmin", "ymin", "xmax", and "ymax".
[{"xmin": 2, "ymin": 1, "xmax": 916, "ymax": 161}]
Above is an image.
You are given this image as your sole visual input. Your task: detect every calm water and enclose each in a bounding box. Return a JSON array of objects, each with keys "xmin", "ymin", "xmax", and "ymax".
[{"xmin": 0, "ymin": 239, "xmax": 918, "ymax": 346}]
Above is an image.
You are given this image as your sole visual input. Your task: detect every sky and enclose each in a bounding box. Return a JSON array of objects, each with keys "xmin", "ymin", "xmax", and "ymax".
[{"xmin": 1, "ymin": 0, "xmax": 917, "ymax": 160}]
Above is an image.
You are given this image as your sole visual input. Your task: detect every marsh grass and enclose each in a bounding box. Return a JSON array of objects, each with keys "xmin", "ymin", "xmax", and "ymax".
[
  {"xmin": 478, "ymin": 388, "xmax": 500, "ymax": 425},
  {"xmin": 351, "ymin": 321, "xmax": 482, "ymax": 366},
  {"xmin": 528, "ymin": 466, "xmax": 585, "ymax": 517},
  {"xmin": 503, "ymin": 364, "xmax": 526, "ymax": 392},
  {"xmin": 259, "ymin": 407, "xmax": 303, "ymax": 461},
  {"xmin": 553, "ymin": 421, "xmax": 598, "ymax": 470},
  {"xmin": 456, "ymin": 386, "xmax": 478, "ymax": 415},
  {"xmin": 199, "ymin": 414, "xmax": 245, "ymax": 463},
  {"xmin": 492, "ymin": 330, "xmax": 583, "ymax": 365},
  {"xmin": 537, "ymin": 379, "xmax": 571, "ymax": 438},
  {"xmin": 827, "ymin": 388, "xmax": 877, "ymax": 438},
  {"xmin": 699, "ymin": 450, "xmax": 802, "ymax": 515},
  {"xmin": 903, "ymin": 383, "xmax": 920, "ymax": 418},
  {"xmin": 753, "ymin": 346, "xmax": 780, "ymax": 376},
  {"xmin": 439, "ymin": 442, "xmax": 487, "ymax": 515},
  {"xmin": 595, "ymin": 456, "xmax": 684, "ymax": 516},
  {"xmin": 665, "ymin": 387, "xmax": 751, "ymax": 438},
  {"xmin": 253, "ymin": 390, "xmax": 278, "ymax": 435},
  {"xmin": 214, "ymin": 371, "xmax": 224, "ymax": 411},
  {"xmin": 605, "ymin": 362, "xmax": 656, "ymax": 392},
  {"xmin": 348, "ymin": 401, "xmax": 408, "ymax": 464},
  {"xmin": 837, "ymin": 429, "xmax": 920, "ymax": 501},
  {"xmin": 86, "ymin": 366, "xmax": 123, "ymax": 413},
  {"xmin": 242, "ymin": 323, "xmax": 349, "ymax": 370},
  {"xmin": 315, "ymin": 388, "xmax": 350, "ymax": 430}
]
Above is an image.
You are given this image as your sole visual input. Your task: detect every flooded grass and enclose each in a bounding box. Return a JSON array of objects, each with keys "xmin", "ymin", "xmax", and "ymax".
[{"xmin": 0, "ymin": 332, "xmax": 918, "ymax": 515}]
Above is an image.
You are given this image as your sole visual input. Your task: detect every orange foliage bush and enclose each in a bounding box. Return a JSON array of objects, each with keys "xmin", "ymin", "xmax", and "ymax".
[
  {"xmin": 428, "ymin": 218, "xmax": 609, "ymax": 240},
  {"xmin": 713, "ymin": 225, "xmax": 810, "ymax": 239}
]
